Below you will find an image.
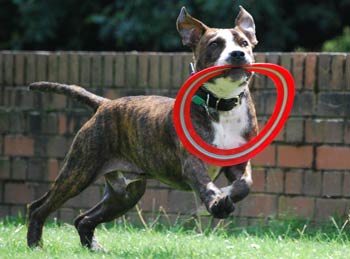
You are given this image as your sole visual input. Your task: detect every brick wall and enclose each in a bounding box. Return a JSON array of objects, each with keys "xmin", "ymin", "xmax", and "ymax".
[{"xmin": 0, "ymin": 51, "xmax": 349, "ymax": 223}]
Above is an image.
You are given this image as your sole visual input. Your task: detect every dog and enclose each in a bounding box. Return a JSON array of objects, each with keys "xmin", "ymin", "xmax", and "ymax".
[{"xmin": 27, "ymin": 6, "xmax": 258, "ymax": 250}]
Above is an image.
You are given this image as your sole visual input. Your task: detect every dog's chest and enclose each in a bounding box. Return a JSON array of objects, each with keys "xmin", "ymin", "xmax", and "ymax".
[{"xmin": 211, "ymin": 98, "xmax": 249, "ymax": 149}]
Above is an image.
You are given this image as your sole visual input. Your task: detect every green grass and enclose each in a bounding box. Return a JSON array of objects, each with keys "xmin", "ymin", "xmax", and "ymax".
[{"xmin": 0, "ymin": 216, "xmax": 349, "ymax": 259}]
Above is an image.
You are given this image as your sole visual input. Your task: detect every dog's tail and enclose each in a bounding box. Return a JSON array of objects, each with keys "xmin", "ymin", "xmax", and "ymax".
[{"xmin": 29, "ymin": 82, "xmax": 109, "ymax": 111}]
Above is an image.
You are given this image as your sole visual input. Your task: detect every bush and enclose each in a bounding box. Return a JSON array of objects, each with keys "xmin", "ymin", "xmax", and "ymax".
[{"xmin": 322, "ymin": 27, "xmax": 350, "ymax": 52}]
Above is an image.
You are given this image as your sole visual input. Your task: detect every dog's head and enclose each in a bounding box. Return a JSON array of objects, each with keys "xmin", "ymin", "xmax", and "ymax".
[
  {"xmin": 177, "ymin": 6, "xmax": 258, "ymax": 98},
  {"xmin": 177, "ymin": 6, "xmax": 257, "ymax": 70}
]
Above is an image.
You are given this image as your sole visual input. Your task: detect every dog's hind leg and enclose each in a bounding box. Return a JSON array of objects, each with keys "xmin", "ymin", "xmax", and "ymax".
[
  {"xmin": 27, "ymin": 121, "xmax": 111, "ymax": 248},
  {"xmin": 74, "ymin": 172, "xmax": 146, "ymax": 250}
]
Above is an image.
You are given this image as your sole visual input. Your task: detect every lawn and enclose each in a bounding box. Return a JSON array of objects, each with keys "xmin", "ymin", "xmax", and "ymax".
[{"xmin": 0, "ymin": 216, "xmax": 349, "ymax": 259}]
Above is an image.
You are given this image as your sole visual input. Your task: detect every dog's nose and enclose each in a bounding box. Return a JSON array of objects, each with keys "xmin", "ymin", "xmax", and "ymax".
[{"xmin": 230, "ymin": 51, "xmax": 245, "ymax": 61}]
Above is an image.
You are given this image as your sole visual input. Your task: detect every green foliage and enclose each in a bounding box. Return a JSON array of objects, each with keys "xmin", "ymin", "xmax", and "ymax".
[
  {"xmin": 322, "ymin": 27, "xmax": 350, "ymax": 52},
  {"xmin": 0, "ymin": 0, "xmax": 350, "ymax": 51}
]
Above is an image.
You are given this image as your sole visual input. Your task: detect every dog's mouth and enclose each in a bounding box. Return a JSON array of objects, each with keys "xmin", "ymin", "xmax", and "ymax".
[{"xmin": 223, "ymin": 68, "xmax": 252, "ymax": 86}]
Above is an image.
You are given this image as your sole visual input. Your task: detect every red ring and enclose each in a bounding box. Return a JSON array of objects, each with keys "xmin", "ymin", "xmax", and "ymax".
[{"xmin": 173, "ymin": 63, "xmax": 295, "ymax": 166}]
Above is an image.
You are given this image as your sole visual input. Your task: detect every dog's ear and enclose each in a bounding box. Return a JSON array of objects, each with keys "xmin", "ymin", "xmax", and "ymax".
[
  {"xmin": 235, "ymin": 6, "xmax": 258, "ymax": 46},
  {"xmin": 176, "ymin": 7, "xmax": 208, "ymax": 48}
]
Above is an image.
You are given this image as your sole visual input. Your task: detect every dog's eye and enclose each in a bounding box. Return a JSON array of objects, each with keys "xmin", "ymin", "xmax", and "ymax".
[
  {"xmin": 241, "ymin": 40, "xmax": 249, "ymax": 47},
  {"xmin": 209, "ymin": 41, "xmax": 219, "ymax": 48}
]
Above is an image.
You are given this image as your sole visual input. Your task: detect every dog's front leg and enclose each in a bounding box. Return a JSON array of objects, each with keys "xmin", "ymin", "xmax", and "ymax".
[
  {"xmin": 182, "ymin": 155, "xmax": 235, "ymax": 219},
  {"xmin": 221, "ymin": 161, "xmax": 253, "ymax": 203}
]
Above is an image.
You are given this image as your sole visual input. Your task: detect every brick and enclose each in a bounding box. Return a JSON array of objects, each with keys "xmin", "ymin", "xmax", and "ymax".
[
  {"xmin": 48, "ymin": 159, "xmax": 59, "ymax": 181},
  {"xmin": 0, "ymin": 112, "xmax": 9, "ymax": 133},
  {"xmin": 125, "ymin": 53, "xmax": 137, "ymax": 87},
  {"xmin": 65, "ymin": 185, "xmax": 102, "ymax": 208},
  {"xmin": 48, "ymin": 53, "xmax": 58, "ymax": 82},
  {"xmin": 304, "ymin": 53, "xmax": 317, "ymax": 90},
  {"xmin": 27, "ymin": 159, "xmax": 47, "ymax": 181},
  {"xmin": 28, "ymin": 182, "xmax": 50, "ymax": 200},
  {"xmin": 239, "ymin": 194, "xmax": 277, "ymax": 217},
  {"xmin": 14, "ymin": 53, "xmax": 25, "ymax": 86},
  {"xmin": 172, "ymin": 54, "xmax": 183, "ymax": 88},
  {"xmin": 4, "ymin": 135, "xmax": 34, "ymax": 156},
  {"xmin": 102, "ymin": 54, "xmax": 114, "ymax": 87},
  {"xmin": 317, "ymin": 146, "xmax": 350, "ymax": 170},
  {"xmin": 149, "ymin": 54, "xmax": 160, "ymax": 88},
  {"xmin": 138, "ymin": 189, "xmax": 169, "ymax": 212},
  {"xmin": 11, "ymin": 158, "xmax": 27, "ymax": 180},
  {"xmin": 291, "ymin": 92, "xmax": 315, "ymax": 116},
  {"xmin": 292, "ymin": 53, "xmax": 305, "ymax": 90},
  {"xmin": 46, "ymin": 136, "xmax": 69, "ymax": 158},
  {"xmin": 25, "ymin": 53, "xmax": 36, "ymax": 84},
  {"xmin": 4, "ymin": 53, "xmax": 14, "ymax": 85},
  {"xmin": 28, "ymin": 112, "xmax": 41, "ymax": 134},
  {"xmin": 0, "ymin": 158, "xmax": 10, "ymax": 179},
  {"xmin": 68, "ymin": 52, "xmax": 79, "ymax": 84},
  {"xmin": 42, "ymin": 93, "xmax": 67, "ymax": 110},
  {"xmin": 16, "ymin": 89, "xmax": 34, "ymax": 110},
  {"xmin": 330, "ymin": 54, "xmax": 346, "ymax": 90},
  {"xmin": 0, "ymin": 205, "xmax": 10, "ymax": 218},
  {"xmin": 285, "ymin": 118, "xmax": 304, "ymax": 143},
  {"xmin": 266, "ymin": 169, "xmax": 284, "ymax": 193},
  {"xmin": 279, "ymin": 196, "xmax": 315, "ymax": 218},
  {"xmin": 4, "ymin": 183, "xmax": 33, "ymax": 204},
  {"xmin": 114, "ymin": 53, "xmax": 125, "ymax": 87},
  {"xmin": 252, "ymin": 53, "xmax": 266, "ymax": 89},
  {"xmin": 263, "ymin": 91, "xmax": 277, "ymax": 114},
  {"xmin": 322, "ymin": 171, "xmax": 343, "ymax": 197},
  {"xmin": 274, "ymin": 126, "xmax": 285, "ymax": 142},
  {"xmin": 345, "ymin": 120, "xmax": 350, "ymax": 144},
  {"xmin": 278, "ymin": 145, "xmax": 313, "ymax": 168},
  {"xmin": 58, "ymin": 114, "xmax": 67, "ymax": 134},
  {"xmin": 91, "ymin": 53, "xmax": 102, "ymax": 87},
  {"xmin": 181, "ymin": 54, "xmax": 193, "ymax": 83},
  {"xmin": 42, "ymin": 113, "xmax": 58, "ymax": 134},
  {"xmin": 103, "ymin": 88, "xmax": 119, "ymax": 100},
  {"xmin": 59, "ymin": 208, "xmax": 75, "ymax": 222},
  {"xmin": 167, "ymin": 190, "xmax": 197, "ymax": 213},
  {"xmin": 303, "ymin": 172, "xmax": 322, "ymax": 196},
  {"xmin": 305, "ymin": 119, "xmax": 344, "ymax": 144},
  {"xmin": 0, "ymin": 137, "xmax": 3, "ymax": 155},
  {"xmin": 318, "ymin": 54, "xmax": 331, "ymax": 90},
  {"xmin": 251, "ymin": 92, "xmax": 265, "ymax": 116},
  {"xmin": 252, "ymin": 145, "xmax": 276, "ymax": 167},
  {"xmin": 251, "ymin": 169, "xmax": 265, "ymax": 192},
  {"xmin": 0, "ymin": 53, "xmax": 3, "ymax": 85},
  {"xmin": 346, "ymin": 54, "xmax": 350, "ymax": 90},
  {"xmin": 80, "ymin": 53, "xmax": 91, "ymax": 86},
  {"xmin": 36, "ymin": 53, "xmax": 48, "ymax": 81},
  {"xmin": 285, "ymin": 170, "xmax": 303, "ymax": 194},
  {"xmin": 160, "ymin": 54, "xmax": 172, "ymax": 89},
  {"xmin": 10, "ymin": 205, "xmax": 26, "ymax": 218},
  {"xmin": 9, "ymin": 112, "xmax": 26, "ymax": 134},
  {"xmin": 315, "ymin": 198, "xmax": 349, "ymax": 220},
  {"xmin": 317, "ymin": 92, "xmax": 350, "ymax": 117},
  {"xmin": 137, "ymin": 53, "xmax": 149, "ymax": 88},
  {"xmin": 343, "ymin": 174, "xmax": 350, "ymax": 197},
  {"xmin": 280, "ymin": 53, "xmax": 292, "ymax": 72},
  {"xmin": 265, "ymin": 54, "xmax": 280, "ymax": 89},
  {"xmin": 58, "ymin": 52, "xmax": 69, "ymax": 83}
]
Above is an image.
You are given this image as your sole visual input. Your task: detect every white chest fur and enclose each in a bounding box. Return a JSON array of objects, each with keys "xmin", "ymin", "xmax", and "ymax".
[{"xmin": 211, "ymin": 97, "xmax": 249, "ymax": 149}]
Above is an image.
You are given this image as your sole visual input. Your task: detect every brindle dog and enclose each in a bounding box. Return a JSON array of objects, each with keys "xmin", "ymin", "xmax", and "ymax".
[{"xmin": 27, "ymin": 6, "xmax": 258, "ymax": 250}]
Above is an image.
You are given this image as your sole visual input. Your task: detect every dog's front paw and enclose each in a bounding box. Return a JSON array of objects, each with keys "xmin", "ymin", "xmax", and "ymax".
[{"xmin": 209, "ymin": 195, "xmax": 235, "ymax": 219}]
